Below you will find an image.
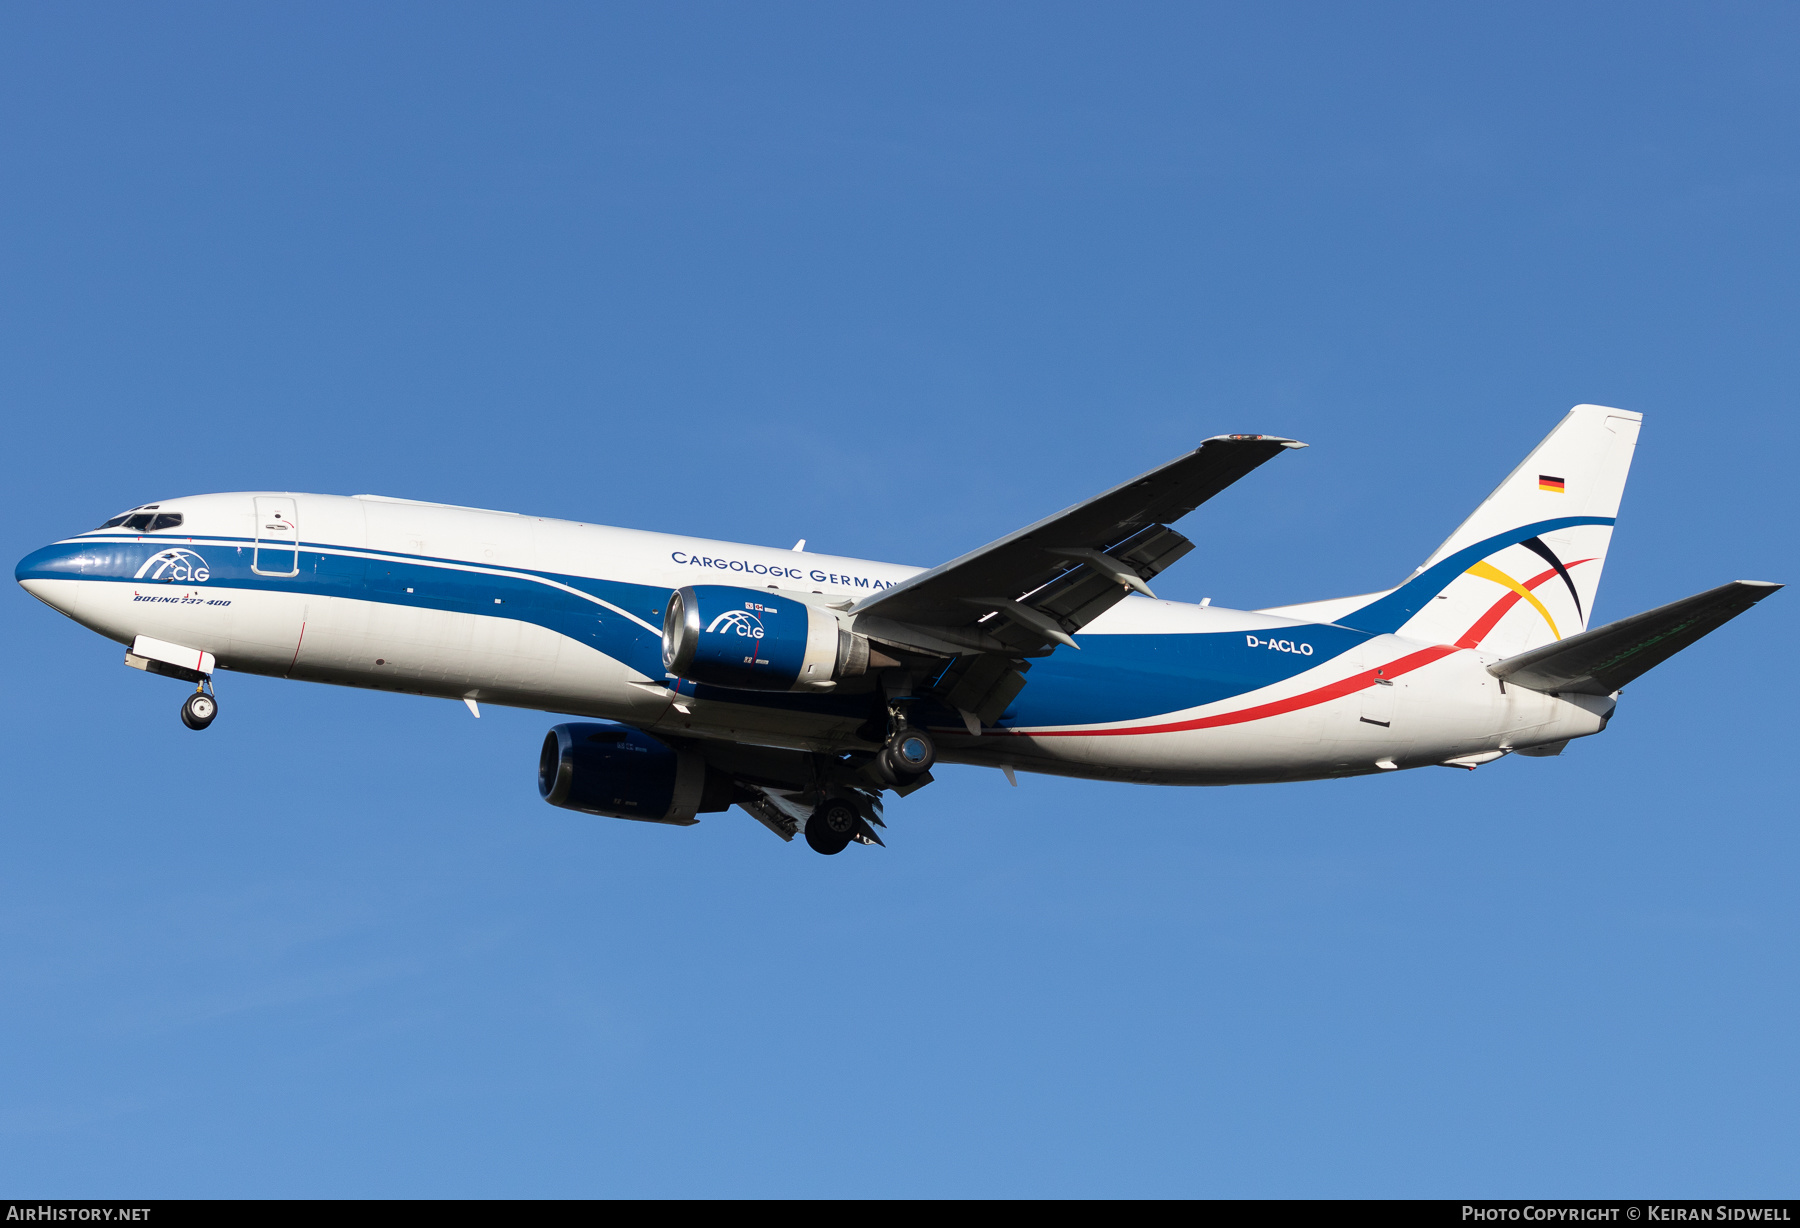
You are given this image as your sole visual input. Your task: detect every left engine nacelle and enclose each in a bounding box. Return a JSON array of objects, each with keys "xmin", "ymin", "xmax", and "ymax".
[
  {"xmin": 662, "ymin": 584, "xmax": 846, "ymax": 691},
  {"xmin": 538, "ymin": 722, "xmax": 707, "ymax": 825}
]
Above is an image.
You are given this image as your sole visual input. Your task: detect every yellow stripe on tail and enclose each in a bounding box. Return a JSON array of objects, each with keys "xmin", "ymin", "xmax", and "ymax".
[{"xmin": 1465, "ymin": 560, "xmax": 1561, "ymax": 640}]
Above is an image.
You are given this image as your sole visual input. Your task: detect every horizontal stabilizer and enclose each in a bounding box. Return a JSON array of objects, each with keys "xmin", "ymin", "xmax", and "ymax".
[{"xmin": 1488, "ymin": 580, "xmax": 1781, "ymax": 695}]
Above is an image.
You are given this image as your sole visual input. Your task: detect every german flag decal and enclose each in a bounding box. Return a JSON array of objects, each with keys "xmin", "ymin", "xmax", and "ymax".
[{"xmin": 1539, "ymin": 475, "xmax": 1566, "ymax": 493}]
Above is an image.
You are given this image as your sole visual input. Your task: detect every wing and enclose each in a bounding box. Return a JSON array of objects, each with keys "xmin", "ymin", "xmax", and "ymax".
[
  {"xmin": 848, "ymin": 434, "xmax": 1305, "ymax": 723},
  {"xmin": 853, "ymin": 433, "xmax": 1303, "ymax": 638},
  {"xmin": 1488, "ymin": 579, "xmax": 1781, "ymax": 694}
]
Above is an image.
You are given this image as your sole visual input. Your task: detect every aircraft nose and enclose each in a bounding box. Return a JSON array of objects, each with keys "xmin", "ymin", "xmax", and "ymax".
[
  {"xmin": 16, "ymin": 541, "xmax": 92, "ymax": 610},
  {"xmin": 18, "ymin": 542, "xmax": 58, "ymax": 585}
]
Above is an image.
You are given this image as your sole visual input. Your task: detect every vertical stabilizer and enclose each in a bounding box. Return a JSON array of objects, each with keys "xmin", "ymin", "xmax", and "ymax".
[{"xmin": 1340, "ymin": 405, "xmax": 1641, "ymax": 656}]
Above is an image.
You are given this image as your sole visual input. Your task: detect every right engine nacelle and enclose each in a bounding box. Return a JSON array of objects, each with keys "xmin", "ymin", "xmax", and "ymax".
[
  {"xmin": 538, "ymin": 722, "xmax": 709, "ymax": 825},
  {"xmin": 662, "ymin": 584, "xmax": 872, "ymax": 691}
]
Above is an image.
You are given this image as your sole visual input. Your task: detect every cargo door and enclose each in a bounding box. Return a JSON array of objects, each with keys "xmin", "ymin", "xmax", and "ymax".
[{"xmin": 253, "ymin": 497, "xmax": 300, "ymax": 576}]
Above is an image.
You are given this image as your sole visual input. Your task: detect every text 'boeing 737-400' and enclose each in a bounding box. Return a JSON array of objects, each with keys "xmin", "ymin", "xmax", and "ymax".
[{"xmin": 16, "ymin": 406, "xmax": 1781, "ymax": 854}]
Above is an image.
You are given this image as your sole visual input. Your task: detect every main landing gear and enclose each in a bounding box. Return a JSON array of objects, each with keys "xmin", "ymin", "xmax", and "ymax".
[
  {"xmin": 883, "ymin": 727, "xmax": 935, "ymax": 778},
  {"xmin": 180, "ymin": 683, "xmax": 218, "ymax": 731},
  {"xmin": 869, "ymin": 703, "xmax": 935, "ymax": 791},
  {"xmin": 798, "ymin": 681, "xmax": 937, "ymax": 856},
  {"xmin": 804, "ymin": 798, "xmax": 861, "ymax": 856}
]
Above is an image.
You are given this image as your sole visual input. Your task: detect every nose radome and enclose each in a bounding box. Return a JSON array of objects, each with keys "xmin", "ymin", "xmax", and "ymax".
[
  {"xmin": 17, "ymin": 544, "xmax": 67, "ymax": 611},
  {"xmin": 17, "ymin": 536, "xmax": 117, "ymax": 581},
  {"xmin": 17, "ymin": 541, "xmax": 98, "ymax": 604},
  {"xmin": 17, "ymin": 543, "xmax": 59, "ymax": 586}
]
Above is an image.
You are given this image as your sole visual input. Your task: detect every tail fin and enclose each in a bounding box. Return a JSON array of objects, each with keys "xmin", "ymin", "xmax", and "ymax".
[{"xmin": 1340, "ymin": 405, "xmax": 1642, "ymax": 654}]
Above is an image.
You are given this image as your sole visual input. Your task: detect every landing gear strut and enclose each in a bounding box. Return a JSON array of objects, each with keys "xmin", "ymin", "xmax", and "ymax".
[
  {"xmin": 804, "ymin": 798, "xmax": 861, "ymax": 855},
  {"xmin": 180, "ymin": 683, "xmax": 217, "ymax": 731},
  {"xmin": 799, "ymin": 679, "xmax": 932, "ymax": 855},
  {"xmin": 873, "ymin": 690, "xmax": 935, "ymax": 786}
]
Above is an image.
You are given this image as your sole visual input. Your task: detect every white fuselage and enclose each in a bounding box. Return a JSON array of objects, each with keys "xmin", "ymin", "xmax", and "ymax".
[{"xmin": 17, "ymin": 491, "xmax": 1613, "ymax": 784}]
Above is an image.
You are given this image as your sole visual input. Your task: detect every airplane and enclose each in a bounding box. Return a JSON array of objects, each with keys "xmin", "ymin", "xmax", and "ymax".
[{"xmin": 14, "ymin": 404, "xmax": 1781, "ymax": 855}]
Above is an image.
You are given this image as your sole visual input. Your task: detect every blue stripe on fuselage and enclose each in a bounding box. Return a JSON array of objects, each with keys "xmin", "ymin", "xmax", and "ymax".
[
  {"xmin": 18, "ymin": 536, "xmax": 674, "ymax": 681},
  {"xmin": 1001, "ymin": 622, "xmax": 1371, "ymax": 727},
  {"xmin": 19, "ymin": 536, "xmax": 1368, "ymax": 729},
  {"xmin": 1338, "ymin": 516, "xmax": 1615, "ymax": 634}
]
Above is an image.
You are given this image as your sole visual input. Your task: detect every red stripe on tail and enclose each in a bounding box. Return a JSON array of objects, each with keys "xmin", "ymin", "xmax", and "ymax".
[{"xmin": 1454, "ymin": 558, "xmax": 1595, "ymax": 649}]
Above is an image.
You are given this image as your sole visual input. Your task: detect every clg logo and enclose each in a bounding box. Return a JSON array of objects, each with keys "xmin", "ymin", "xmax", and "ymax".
[
  {"xmin": 705, "ymin": 609, "xmax": 766, "ymax": 639},
  {"xmin": 134, "ymin": 548, "xmax": 210, "ymax": 583}
]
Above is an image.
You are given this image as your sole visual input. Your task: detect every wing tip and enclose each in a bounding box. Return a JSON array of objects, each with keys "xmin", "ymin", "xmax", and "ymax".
[{"xmin": 1203, "ymin": 434, "xmax": 1308, "ymax": 449}]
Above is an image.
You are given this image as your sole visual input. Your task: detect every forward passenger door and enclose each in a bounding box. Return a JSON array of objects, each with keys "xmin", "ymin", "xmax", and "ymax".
[{"xmin": 253, "ymin": 497, "xmax": 301, "ymax": 576}]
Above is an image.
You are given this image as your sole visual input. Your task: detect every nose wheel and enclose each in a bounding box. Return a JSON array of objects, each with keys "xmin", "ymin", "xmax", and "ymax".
[{"xmin": 180, "ymin": 686, "xmax": 217, "ymax": 731}]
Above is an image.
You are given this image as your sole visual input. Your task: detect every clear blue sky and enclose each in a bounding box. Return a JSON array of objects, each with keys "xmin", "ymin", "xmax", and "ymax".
[{"xmin": 2, "ymin": 3, "xmax": 1795, "ymax": 1197}]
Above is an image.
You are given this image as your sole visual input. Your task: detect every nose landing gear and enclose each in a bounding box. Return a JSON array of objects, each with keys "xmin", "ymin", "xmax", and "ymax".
[
  {"xmin": 180, "ymin": 683, "xmax": 218, "ymax": 731},
  {"xmin": 123, "ymin": 638, "xmax": 220, "ymax": 730}
]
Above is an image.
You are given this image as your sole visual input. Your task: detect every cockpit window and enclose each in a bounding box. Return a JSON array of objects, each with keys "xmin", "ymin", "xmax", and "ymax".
[{"xmin": 94, "ymin": 506, "xmax": 180, "ymax": 531}]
